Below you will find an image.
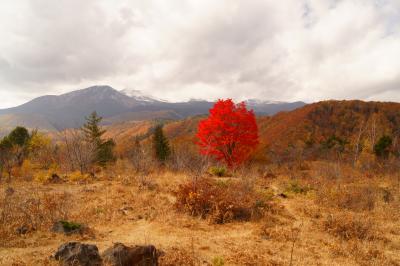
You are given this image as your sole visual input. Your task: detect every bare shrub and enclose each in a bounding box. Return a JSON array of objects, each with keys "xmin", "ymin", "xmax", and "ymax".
[
  {"xmin": 175, "ymin": 178, "xmax": 215, "ymax": 218},
  {"xmin": 135, "ymin": 174, "xmax": 158, "ymax": 191},
  {"xmin": 175, "ymin": 178, "xmax": 268, "ymax": 223},
  {"xmin": 316, "ymin": 184, "xmax": 376, "ymax": 212},
  {"xmin": 128, "ymin": 139, "xmax": 156, "ymax": 174},
  {"xmin": 59, "ymin": 130, "xmax": 96, "ymax": 174},
  {"xmin": 322, "ymin": 212, "xmax": 376, "ymax": 241},
  {"xmin": 168, "ymin": 145, "xmax": 211, "ymax": 177}
]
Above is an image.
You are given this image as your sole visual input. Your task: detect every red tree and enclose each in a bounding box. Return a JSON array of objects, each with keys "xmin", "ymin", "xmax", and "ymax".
[{"xmin": 196, "ymin": 99, "xmax": 259, "ymax": 168}]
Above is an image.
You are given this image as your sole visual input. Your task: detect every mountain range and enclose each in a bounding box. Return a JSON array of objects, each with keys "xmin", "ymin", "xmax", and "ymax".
[{"xmin": 0, "ymin": 85, "xmax": 305, "ymax": 134}]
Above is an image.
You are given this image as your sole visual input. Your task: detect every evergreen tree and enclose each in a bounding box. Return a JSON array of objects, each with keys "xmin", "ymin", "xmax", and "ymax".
[
  {"xmin": 153, "ymin": 124, "xmax": 170, "ymax": 163},
  {"xmin": 374, "ymin": 135, "xmax": 392, "ymax": 159},
  {"xmin": 0, "ymin": 126, "xmax": 31, "ymax": 180},
  {"xmin": 82, "ymin": 112, "xmax": 106, "ymax": 146},
  {"xmin": 81, "ymin": 111, "xmax": 115, "ymax": 165},
  {"xmin": 8, "ymin": 126, "xmax": 30, "ymax": 146},
  {"xmin": 97, "ymin": 139, "xmax": 116, "ymax": 165},
  {"xmin": 8, "ymin": 126, "xmax": 31, "ymax": 166}
]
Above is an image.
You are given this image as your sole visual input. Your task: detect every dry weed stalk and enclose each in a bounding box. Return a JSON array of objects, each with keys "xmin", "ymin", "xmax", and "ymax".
[{"xmin": 289, "ymin": 222, "xmax": 303, "ymax": 266}]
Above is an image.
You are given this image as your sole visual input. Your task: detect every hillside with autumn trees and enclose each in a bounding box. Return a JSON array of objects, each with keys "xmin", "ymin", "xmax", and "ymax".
[
  {"xmin": 108, "ymin": 100, "xmax": 400, "ymax": 165},
  {"xmin": 257, "ymin": 100, "xmax": 400, "ymax": 160},
  {"xmin": 1, "ymin": 99, "xmax": 400, "ymax": 265}
]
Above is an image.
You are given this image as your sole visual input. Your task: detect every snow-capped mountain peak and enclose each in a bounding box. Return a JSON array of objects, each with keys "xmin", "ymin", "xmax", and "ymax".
[
  {"xmin": 245, "ymin": 99, "xmax": 284, "ymax": 105},
  {"xmin": 120, "ymin": 89, "xmax": 168, "ymax": 103}
]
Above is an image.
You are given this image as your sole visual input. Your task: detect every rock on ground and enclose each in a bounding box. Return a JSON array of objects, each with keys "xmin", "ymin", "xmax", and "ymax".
[
  {"xmin": 54, "ymin": 242, "xmax": 102, "ymax": 266},
  {"xmin": 102, "ymin": 242, "xmax": 158, "ymax": 266}
]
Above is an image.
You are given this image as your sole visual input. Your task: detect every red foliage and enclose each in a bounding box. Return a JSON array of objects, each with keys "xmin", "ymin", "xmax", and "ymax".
[{"xmin": 196, "ymin": 99, "xmax": 259, "ymax": 168}]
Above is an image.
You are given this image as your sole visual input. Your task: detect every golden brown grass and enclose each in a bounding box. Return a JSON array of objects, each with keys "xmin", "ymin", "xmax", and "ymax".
[
  {"xmin": 0, "ymin": 161, "xmax": 399, "ymax": 265},
  {"xmin": 0, "ymin": 188, "xmax": 71, "ymax": 248}
]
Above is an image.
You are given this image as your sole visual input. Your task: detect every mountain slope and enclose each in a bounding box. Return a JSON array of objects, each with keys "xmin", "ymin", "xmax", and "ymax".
[
  {"xmin": 257, "ymin": 100, "xmax": 400, "ymax": 150},
  {"xmin": 0, "ymin": 85, "xmax": 306, "ymax": 131},
  {"xmin": 0, "ymin": 85, "xmax": 142, "ymax": 129},
  {"xmin": 108, "ymin": 100, "xmax": 400, "ymax": 160},
  {"xmin": 0, "ymin": 113, "xmax": 57, "ymax": 137}
]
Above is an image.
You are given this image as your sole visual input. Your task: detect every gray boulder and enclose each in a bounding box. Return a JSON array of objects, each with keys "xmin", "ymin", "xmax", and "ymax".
[
  {"xmin": 102, "ymin": 243, "xmax": 158, "ymax": 266},
  {"xmin": 54, "ymin": 242, "xmax": 102, "ymax": 266}
]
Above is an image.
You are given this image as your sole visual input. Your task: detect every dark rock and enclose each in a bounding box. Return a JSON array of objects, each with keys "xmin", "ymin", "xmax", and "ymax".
[
  {"xmin": 102, "ymin": 243, "xmax": 158, "ymax": 266},
  {"xmin": 54, "ymin": 242, "xmax": 102, "ymax": 266}
]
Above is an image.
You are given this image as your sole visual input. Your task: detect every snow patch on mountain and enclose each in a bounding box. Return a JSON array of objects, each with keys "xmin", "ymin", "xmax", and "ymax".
[
  {"xmin": 245, "ymin": 99, "xmax": 284, "ymax": 105},
  {"xmin": 120, "ymin": 89, "xmax": 168, "ymax": 103}
]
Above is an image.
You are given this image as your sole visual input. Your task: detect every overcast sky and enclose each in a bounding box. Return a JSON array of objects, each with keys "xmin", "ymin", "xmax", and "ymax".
[{"xmin": 0, "ymin": 0, "xmax": 399, "ymax": 108}]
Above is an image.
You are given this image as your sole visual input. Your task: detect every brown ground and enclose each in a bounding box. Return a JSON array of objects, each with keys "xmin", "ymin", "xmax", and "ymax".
[{"xmin": 0, "ymin": 164, "xmax": 399, "ymax": 265}]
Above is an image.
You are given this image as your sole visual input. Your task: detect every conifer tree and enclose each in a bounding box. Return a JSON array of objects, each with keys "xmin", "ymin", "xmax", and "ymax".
[
  {"xmin": 153, "ymin": 124, "xmax": 170, "ymax": 163},
  {"xmin": 82, "ymin": 112, "xmax": 106, "ymax": 146},
  {"xmin": 82, "ymin": 111, "xmax": 115, "ymax": 165},
  {"xmin": 7, "ymin": 126, "xmax": 31, "ymax": 166},
  {"xmin": 374, "ymin": 135, "xmax": 392, "ymax": 159},
  {"xmin": 0, "ymin": 126, "xmax": 31, "ymax": 180}
]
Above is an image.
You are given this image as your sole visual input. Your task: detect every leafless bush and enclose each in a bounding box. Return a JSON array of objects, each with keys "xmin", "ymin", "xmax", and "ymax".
[
  {"xmin": 128, "ymin": 139, "xmax": 155, "ymax": 174},
  {"xmin": 168, "ymin": 145, "xmax": 211, "ymax": 177},
  {"xmin": 135, "ymin": 174, "xmax": 157, "ymax": 191},
  {"xmin": 175, "ymin": 178, "xmax": 268, "ymax": 224},
  {"xmin": 322, "ymin": 212, "xmax": 377, "ymax": 241},
  {"xmin": 316, "ymin": 184, "xmax": 377, "ymax": 212},
  {"xmin": 59, "ymin": 130, "xmax": 96, "ymax": 174}
]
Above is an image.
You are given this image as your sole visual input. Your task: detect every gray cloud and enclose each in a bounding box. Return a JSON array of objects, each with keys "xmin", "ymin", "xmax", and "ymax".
[
  {"xmin": 0, "ymin": 0, "xmax": 399, "ymax": 108},
  {"xmin": 0, "ymin": 0, "xmax": 141, "ymax": 90}
]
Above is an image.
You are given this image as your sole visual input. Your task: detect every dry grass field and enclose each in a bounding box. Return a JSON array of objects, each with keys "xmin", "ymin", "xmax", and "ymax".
[{"xmin": 1, "ymin": 161, "xmax": 399, "ymax": 266}]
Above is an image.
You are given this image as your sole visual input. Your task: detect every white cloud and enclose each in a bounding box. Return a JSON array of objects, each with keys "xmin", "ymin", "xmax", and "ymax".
[{"xmin": 0, "ymin": 0, "xmax": 399, "ymax": 108}]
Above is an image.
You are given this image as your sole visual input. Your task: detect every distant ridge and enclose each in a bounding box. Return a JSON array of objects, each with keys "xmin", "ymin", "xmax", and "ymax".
[{"xmin": 0, "ymin": 85, "xmax": 306, "ymax": 132}]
